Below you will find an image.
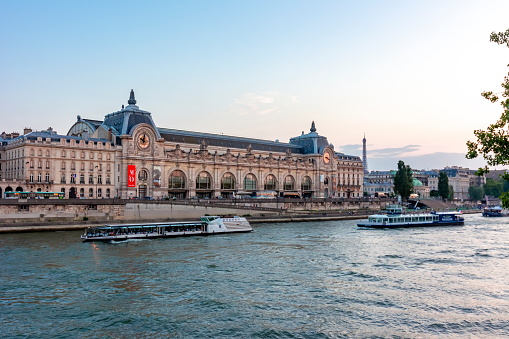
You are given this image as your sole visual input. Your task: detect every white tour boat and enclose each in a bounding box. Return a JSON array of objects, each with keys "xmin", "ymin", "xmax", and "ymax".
[
  {"xmin": 81, "ymin": 216, "xmax": 252, "ymax": 242},
  {"xmin": 357, "ymin": 205, "xmax": 464, "ymax": 228}
]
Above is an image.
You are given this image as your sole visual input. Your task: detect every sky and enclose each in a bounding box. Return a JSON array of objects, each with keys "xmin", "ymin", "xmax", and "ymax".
[{"xmin": 1, "ymin": 0, "xmax": 509, "ymax": 171}]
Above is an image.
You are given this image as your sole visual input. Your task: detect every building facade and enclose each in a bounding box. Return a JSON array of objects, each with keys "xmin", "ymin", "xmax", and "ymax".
[{"xmin": 0, "ymin": 90, "xmax": 364, "ymax": 199}]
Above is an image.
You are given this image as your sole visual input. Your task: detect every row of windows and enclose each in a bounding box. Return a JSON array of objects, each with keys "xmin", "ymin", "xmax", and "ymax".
[
  {"xmin": 167, "ymin": 171, "xmax": 313, "ymax": 191},
  {"xmin": 64, "ymin": 187, "xmax": 111, "ymax": 198},
  {"xmin": 28, "ymin": 148, "xmax": 112, "ymax": 160},
  {"xmin": 28, "ymin": 173, "xmax": 112, "ymax": 185},
  {"xmin": 25, "ymin": 161, "xmax": 111, "ymax": 172}
]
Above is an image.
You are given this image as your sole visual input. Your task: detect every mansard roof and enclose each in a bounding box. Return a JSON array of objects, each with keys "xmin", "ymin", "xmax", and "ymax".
[
  {"xmin": 13, "ymin": 130, "xmax": 111, "ymax": 144},
  {"xmin": 289, "ymin": 121, "xmax": 331, "ymax": 154},
  {"xmin": 101, "ymin": 90, "xmax": 160, "ymax": 137},
  {"xmin": 158, "ymin": 128, "xmax": 304, "ymax": 154}
]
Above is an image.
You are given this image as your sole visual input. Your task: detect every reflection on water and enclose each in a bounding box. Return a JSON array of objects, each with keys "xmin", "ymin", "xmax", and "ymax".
[{"xmin": 1, "ymin": 214, "xmax": 509, "ymax": 338}]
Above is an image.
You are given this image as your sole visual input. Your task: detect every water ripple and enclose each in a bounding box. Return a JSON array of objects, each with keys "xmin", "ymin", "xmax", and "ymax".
[{"xmin": 1, "ymin": 215, "xmax": 509, "ymax": 337}]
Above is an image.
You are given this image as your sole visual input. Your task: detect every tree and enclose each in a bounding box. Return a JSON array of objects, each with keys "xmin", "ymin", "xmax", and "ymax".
[
  {"xmin": 438, "ymin": 171, "xmax": 449, "ymax": 200},
  {"xmin": 393, "ymin": 160, "xmax": 413, "ymax": 201},
  {"xmin": 448, "ymin": 185, "xmax": 455, "ymax": 200},
  {"xmin": 484, "ymin": 178, "xmax": 503, "ymax": 197},
  {"xmin": 469, "ymin": 186, "xmax": 484, "ymax": 201},
  {"xmin": 430, "ymin": 189, "xmax": 439, "ymax": 197},
  {"xmin": 466, "ymin": 29, "xmax": 509, "ymax": 206}
]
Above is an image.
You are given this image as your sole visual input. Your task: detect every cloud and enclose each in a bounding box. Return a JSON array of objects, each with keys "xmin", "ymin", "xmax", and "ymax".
[{"xmin": 230, "ymin": 92, "xmax": 297, "ymax": 116}]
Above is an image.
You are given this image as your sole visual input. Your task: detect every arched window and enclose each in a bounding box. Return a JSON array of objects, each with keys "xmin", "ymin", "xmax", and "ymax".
[
  {"xmin": 264, "ymin": 175, "xmax": 277, "ymax": 190},
  {"xmin": 221, "ymin": 173, "xmax": 236, "ymax": 190},
  {"xmin": 244, "ymin": 174, "xmax": 257, "ymax": 191},
  {"xmin": 29, "ymin": 173, "xmax": 34, "ymax": 183},
  {"xmin": 169, "ymin": 170, "xmax": 186, "ymax": 189},
  {"xmin": 97, "ymin": 188, "xmax": 102, "ymax": 198},
  {"xmin": 16, "ymin": 186, "xmax": 23, "ymax": 192},
  {"xmin": 80, "ymin": 188, "xmax": 85, "ymax": 197},
  {"xmin": 97, "ymin": 175, "xmax": 102, "ymax": 184},
  {"xmin": 138, "ymin": 170, "xmax": 148, "ymax": 181},
  {"xmin": 80, "ymin": 174, "xmax": 85, "ymax": 184},
  {"xmin": 106, "ymin": 188, "xmax": 111, "ymax": 198},
  {"xmin": 45, "ymin": 173, "xmax": 50, "ymax": 182},
  {"xmin": 301, "ymin": 176, "xmax": 312, "ymax": 191},
  {"xmin": 196, "ymin": 172, "xmax": 211, "ymax": 189},
  {"xmin": 37, "ymin": 173, "xmax": 42, "ymax": 183},
  {"xmin": 283, "ymin": 176, "xmax": 295, "ymax": 191},
  {"xmin": 89, "ymin": 188, "xmax": 93, "ymax": 197}
]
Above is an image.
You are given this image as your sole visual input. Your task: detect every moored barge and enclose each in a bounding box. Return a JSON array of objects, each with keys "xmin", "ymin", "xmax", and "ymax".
[
  {"xmin": 81, "ymin": 216, "xmax": 252, "ymax": 242},
  {"xmin": 357, "ymin": 206, "xmax": 464, "ymax": 228},
  {"xmin": 482, "ymin": 206, "xmax": 507, "ymax": 217}
]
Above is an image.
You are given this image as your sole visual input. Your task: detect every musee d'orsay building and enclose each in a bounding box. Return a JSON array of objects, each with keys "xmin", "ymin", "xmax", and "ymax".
[{"xmin": 0, "ymin": 90, "xmax": 363, "ymax": 199}]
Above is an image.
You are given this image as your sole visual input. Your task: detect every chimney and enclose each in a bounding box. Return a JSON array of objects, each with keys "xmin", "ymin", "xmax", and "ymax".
[{"xmin": 24, "ymin": 128, "xmax": 32, "ymax": 135}]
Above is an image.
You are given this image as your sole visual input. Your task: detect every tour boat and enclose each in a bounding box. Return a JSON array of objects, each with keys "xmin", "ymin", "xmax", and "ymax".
[
  {"xmin": 357, "ymin": 206, "xmax": 464, "ymax": 228},
  {"xmin": 482, "ymin": 206, "xmax": 507, "ymax": 217},
  {"xmin": 81, "ymin": 216, "xmax": 252, "ymax": 242}
]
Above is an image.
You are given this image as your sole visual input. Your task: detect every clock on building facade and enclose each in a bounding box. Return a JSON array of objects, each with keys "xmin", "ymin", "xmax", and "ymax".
[{"xmin": 137, "ymin": 133, "xmax": 150, "ymax": 149}]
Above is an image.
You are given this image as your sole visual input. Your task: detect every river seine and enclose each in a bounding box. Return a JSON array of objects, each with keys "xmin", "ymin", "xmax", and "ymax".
[{"xmin": 2, "ymin": 213, "xmax": 509, "ymax": 338}]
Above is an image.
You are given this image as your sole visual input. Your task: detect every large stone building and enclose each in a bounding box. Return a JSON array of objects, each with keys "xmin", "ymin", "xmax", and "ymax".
[{"xmin": 0, "ymin": 90, "xmax": 364, "ymax": 199}]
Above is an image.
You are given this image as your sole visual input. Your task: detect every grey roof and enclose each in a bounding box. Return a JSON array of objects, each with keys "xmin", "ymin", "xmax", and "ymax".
[
  {"xmin": 289, "ymin": 121, "xmax": 330, "ymax": 154},
  {"xmin": 14, "ymin": 131, "xmax": 110, "ymax": 144},
  {"xmin": 158, "ymin": 128, "xmax": 304, "ymax": 154}
]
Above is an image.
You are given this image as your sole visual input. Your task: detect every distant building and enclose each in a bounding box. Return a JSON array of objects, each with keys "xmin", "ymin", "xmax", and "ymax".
[
  {"xmin": 440, "ymin": 166, "xmax": 471, "ymax": 201},
  {"xmin": 364, "ymin": 170, "xmax": 396, "ymax": 197}
]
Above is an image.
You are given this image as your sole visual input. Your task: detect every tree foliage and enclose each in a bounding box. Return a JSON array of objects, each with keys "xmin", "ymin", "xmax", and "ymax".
[
  {"xmin": 466, "ymin": 29, "xmax": 509, "ymax": 170},
  {"xmin": 393, "ymin": 160, "xmax": 413, "ymax": 200},
  {"xmin": 438, "ymin": 171, "xmax": 449, "ymax": 200},
  {"xmin": 484, "ymin": 178, "xmax": 504, "ymax": 197},
  {"xmin": 448, "ymin": 185, "xmax": 455, "ymax": 200},
  {"xmin": 466, "ymin": 29, "xmax": 509, "ymax": 207},
  {"xmin": 468, "ymin": 186, "xmax": 484, "ymax": 201}
]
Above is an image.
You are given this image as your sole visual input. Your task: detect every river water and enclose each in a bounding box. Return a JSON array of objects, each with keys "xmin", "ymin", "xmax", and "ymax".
[{"xmin": 1, "ymin": 214, "xmax": 509, "ymax": 338}]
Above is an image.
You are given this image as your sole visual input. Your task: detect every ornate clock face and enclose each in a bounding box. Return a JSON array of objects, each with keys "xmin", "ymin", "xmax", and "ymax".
[
  {"xmin": 323, "ymin": 151, "xmax": 331, "ymax": 164},
  {"xmin": 138, "ymin": 133, "xmax": 150, "ymax": 149}
]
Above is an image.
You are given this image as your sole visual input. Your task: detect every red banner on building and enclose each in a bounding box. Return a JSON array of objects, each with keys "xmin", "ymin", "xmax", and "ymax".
[{"xmin": 127, "ymin": 165, "xmax": 136, "ymax": 187}]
